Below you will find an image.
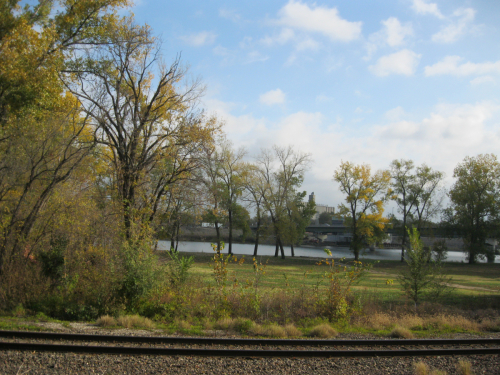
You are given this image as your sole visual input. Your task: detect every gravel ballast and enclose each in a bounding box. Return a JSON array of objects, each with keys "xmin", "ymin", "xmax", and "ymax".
[{"xmin": 2, "ymin": 323, "xmax": 500, "ymax": 374}]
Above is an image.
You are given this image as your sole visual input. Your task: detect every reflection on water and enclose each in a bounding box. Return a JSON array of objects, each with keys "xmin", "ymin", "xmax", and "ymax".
[{"xmin": 157, "ymin": 241, "xmax": 498, "ymax": 263}]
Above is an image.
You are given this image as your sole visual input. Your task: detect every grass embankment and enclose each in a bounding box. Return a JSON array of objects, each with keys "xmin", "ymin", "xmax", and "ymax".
[
  {"xmin": 154, "ymin": 251, "xmax": 500, "ymax": 337},
  {"xmin": 4, "ymin": 251, "xmax": 500, "ymax": 338}
]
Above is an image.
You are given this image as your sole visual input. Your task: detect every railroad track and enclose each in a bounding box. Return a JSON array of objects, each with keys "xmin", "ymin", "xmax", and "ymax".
[{"xmin": 1, "ymin": 330, "xmax": 500, "ymax": 358}]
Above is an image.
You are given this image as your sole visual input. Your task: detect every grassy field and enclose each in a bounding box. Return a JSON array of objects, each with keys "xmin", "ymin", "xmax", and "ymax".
[
  {"xmin": 1, "ymin": 250, "xmax": 498, "ymax": 338},
  {"xmin": 164, "ymin": 251, "xmax": 500, "ymax": 310}
]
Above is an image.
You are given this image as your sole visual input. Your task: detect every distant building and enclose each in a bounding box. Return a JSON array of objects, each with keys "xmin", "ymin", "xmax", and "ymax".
[{"xmin": 309, "ymin": 192, "xmax": 335, "ymax": 224}]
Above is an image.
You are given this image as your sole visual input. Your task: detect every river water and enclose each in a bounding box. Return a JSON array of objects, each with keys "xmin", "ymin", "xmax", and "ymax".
[{"xmin": 157, "ymin": 241, "xmax": 498, "ymax": 263}]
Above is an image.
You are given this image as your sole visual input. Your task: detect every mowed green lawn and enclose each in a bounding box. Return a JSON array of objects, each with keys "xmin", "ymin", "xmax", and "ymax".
[{"xmin": 170, "ymin": 252, "xmax": 500, "ymax": 304}]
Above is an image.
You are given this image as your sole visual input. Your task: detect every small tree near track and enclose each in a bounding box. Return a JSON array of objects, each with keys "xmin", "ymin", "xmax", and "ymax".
[{"xmin": 398, "ymin": 228, "xmax": 451, "ymax": 307}]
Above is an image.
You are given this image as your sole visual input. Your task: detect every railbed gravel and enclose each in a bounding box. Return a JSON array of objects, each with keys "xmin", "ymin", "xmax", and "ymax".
[{"xmin": 2, "ymin": 323, "xmax": 500, "ymax": 374}]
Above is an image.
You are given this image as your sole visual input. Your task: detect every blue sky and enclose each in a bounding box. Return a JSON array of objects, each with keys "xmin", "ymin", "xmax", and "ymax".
[{"xmin": 132, "ymin": 0, "xmax": 500, "ymax": 210}]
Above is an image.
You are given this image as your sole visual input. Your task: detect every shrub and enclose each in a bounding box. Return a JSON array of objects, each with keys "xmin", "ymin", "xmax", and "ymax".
[
  {"xmin": 118, "ymin": 240, "xmax": 165, "ymax": 307},
  {"xmin": 316, "ymin": 251, "xmax": 371, "ymax": 321},
  {"xmin": 166, "ymin": 251, "xmax": 194, "ymax": 288}
]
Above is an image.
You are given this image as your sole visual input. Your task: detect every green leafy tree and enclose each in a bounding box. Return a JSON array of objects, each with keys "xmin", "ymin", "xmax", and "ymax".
[
  {"xmin": 398, "ymin": 228, "xmax": 451, "ymax": 306},
  {"xmin": 318, "ymin": 211, "xmax": 335, "ymax": 225},
  {"xmin": 446, "ymin": 154, "xmax": 500, "ymax": 263},
  {"xmin": 334, "ymin": 161, "xmax": 391, "ymax": 261},
  {"xmin": 390, "ymin": 159, "xmax": 444, "ymax": 262},
  {"xmin": 255, "ymin": 145, "xmax": 312, "ymax": 259}
]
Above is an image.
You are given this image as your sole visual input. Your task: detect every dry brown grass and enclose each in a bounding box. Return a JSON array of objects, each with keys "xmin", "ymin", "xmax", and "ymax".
[
  {"xmin": 214, "ymin": 318, "xmax": 235, "ymax": 330},
  {"xmin": 96, "ymin": 315, "xmax": 116, "ymax": 327},
  {"xmin": 389, "ymin": 325, "xmax": 414, "ymax": 339},
  {"xmin": 116, "ymin": 315, "xmax": 155, "ymax": 329},
  {"xmin": 263, "ymin": 324, "xmax": 287, "ymax": 338},
  {"xmin": 426, "ymin": 314, "xmax": 479, "ymax": 332},
  {"xmin": 359, "ymin": 312, "xmax": 393, "ymax": 330},
  {"xmin": 413, "ymin": 361, "xmax": 447, "ymax": 375},
  {"xmin": 479, "ymin": 318, "xmax": 500, "ymax": 332},
  {"xmin": 284, "ymin": 324, "xmax": 302, "ymax": 337},
  {"xmin": 175, "ymin": 319, "xmax": 192, "ymax": 331},
  {"xmin": 399, "ymin": 314, "xmax": 424, "ymax": 329},
  {"xmin": 357, "ymin": 312, "xmax": 482, "ymax": 334},
  {"xmin": 414, "ymin": 362, "xmax": 430, "ymax": 375},
  {"xmin": 307, "ymin": 323, "xmax": 338, "ymax": 338},
  {"xmin": 456, "ymin": 360, "xmax": 473, "ymax": 375}
]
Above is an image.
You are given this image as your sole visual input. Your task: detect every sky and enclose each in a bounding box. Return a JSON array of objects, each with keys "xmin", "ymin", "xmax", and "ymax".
[{"xmin": 131, "ymin": 0, "xmax": 500, "ymax": 212}]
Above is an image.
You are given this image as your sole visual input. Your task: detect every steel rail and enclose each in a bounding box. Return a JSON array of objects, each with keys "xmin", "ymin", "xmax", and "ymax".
[
  {"xmin": 1, "ymin": 341, "xmax": 500, "ymax": 357},
  {"xmin": 1, "ymin": 330, "xmax": 500, "ymax": 347}
]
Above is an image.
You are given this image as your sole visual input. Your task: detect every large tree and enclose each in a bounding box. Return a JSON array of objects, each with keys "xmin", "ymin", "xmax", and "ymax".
[
  {"xmin": 390, "ymin": 160, "xmax": 444, "ymax": 261},
  {"xmin": 217, "ymin": 139, "xmax": 248, "ymax": 254},
  {"xmin": 66, "ymin": 19, "xmax": 218, "ymax": 240},
  {"xmin": 446, "ymin": 154, "xmax": 500, "ymax": 264},
  {"xmin": 255, "ymin": 145, "xmax": 311, "ymax": 259},
  {"xmin": 0, "ymin": 0, "xmax": 129, "ymax": 274},
  {"xmin": 334, "ymin": 161, "xmax": 391, "ymax": 261}
]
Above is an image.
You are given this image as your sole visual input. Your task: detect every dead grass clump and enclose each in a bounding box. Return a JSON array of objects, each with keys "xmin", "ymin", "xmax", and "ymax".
[
  {"xmin": 116, "ymin": 315, "xmax": 154, "ymax": 329},
  {"xmin": 413, "ymin": 361, "xmax": 447, "ymax": 375},
  {"xmin": 248, "ymin": 323, "xmax": 265, "ymax": 336},
  {"xmin": 389, "ymin": 325, "xmax": 414, "ymax": 339},
  {"xmin": 479, "ymin": 318, "xmax": 500, "ymax": 332},
  {"xmin": 361, "ymin": 312, "xmax": 393, "ymax": 330},
  {"xmin": 232, "ymin": 318, "xmax": 255, "ymax": 334},
  {"xmin": 175, "ymin": 319, "xmax": 192, "ymax": 331},
  {"xmin": 426, "ymin": 315, "xmax": 478, "ymax": 332},
  {"xmin": 307, "ymin": 323, "xmax": 338, "ymax": 338},
  {"xmin": 263, "ymin": 324, "xmax": 287, "ymax": 338},
  {"xmin": 456, "ymin": 359, "xmax": 473, "ymax": 375},
  {"xmin": 96, "ymin": 315, "xmax": 116, "ymax": 327},
  {"xmin": 414, "ymin": 362, "xmax": 430, "ymax": 375},
  {"xmin": 284, "ymin": 324, "xmax": 302, "ymax": 337},
  {"xmin": 399, "ymin": 314, "xmax": 424, "ymax": 329},
  {"xmin": 214, "ymin": 317, "xmax": 235, "ymax": 330}
]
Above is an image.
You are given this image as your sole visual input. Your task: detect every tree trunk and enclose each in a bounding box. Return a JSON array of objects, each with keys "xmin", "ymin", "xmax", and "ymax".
[
  {"xmin": 228, "ymin": 209, "xmax": 233, "ymax": 255},
  {"xmin": 253, "ymin": 226, "xmax": 260, "ymax": 257},
  {"xmin": 175, "ymin": 222, "xmax": 180, "ymax": 252},
  {"xmin": 215, "ymin": 221, "xmax": 221, "ymax": 254},
  {"xmin": 401, "ymin": 211, "xmax": 407, "ymax": 262},
  {"xmin": 278, "ymin": 237, "xmax": 285, "ymax": 259},
  {"xmin": 291, "ymin": 244, "xmax": 295, "ymax": 257}
]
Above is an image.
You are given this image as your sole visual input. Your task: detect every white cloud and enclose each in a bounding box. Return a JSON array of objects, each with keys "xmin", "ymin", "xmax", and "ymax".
[
  {"xmin": 470, "ymin": 76, "xmax": 496, "ymax": 86},
  {"xmin": 432, "ymin": 8, "xmax": 475, "ymax": 43},
  {"xmin": 180, "ymin": 31, "xmax": 217, "ymax": 46},
  {"xmin": 260, "ymin": 28, "xmax": 295, "ymax": 46},
  {"xmin": 376, "ymin": 103, "xmax": 497, "ymax": 145},
  {"xmin": 425, "ymin": 56, "xmax": 500, "ymax": 77},
  {"xmin": 385, "ymin": 106, "xmax": 408, "ymax": 122},
  {"xmin": 411, "ymin": 0, "xmax": 444, "ymax": 19},
  {"xmin": 276, "ymin": 0, "xmax": 362, "ymax": 42},
  {"xmin": 259, "ymin": 89, "xmax": 286, "ymax": 106},
  {"xmin": 364, "ymin": 17, "xmax": 413, "ymax": 60},
  {"xmin": 369, "ymin": 49, "xmax": 421, "ymax": 77},
  {"xmin": 382, "ymin": 17, "xmax": 414, "ymax": 47},
  {"xmin": 219, "ymin": 8, "xmax": 241, "ymax": 22},
  {"xmin": 204, "ymin": 95, "xmax": 500, "ymax": 207},
  {"xmin": 295, "ymin": 38, "xmax": 320, "ymax": 52},
  {"xmin": 246, "ymin": 51, "xmax": 269, "ymax": 64}
]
